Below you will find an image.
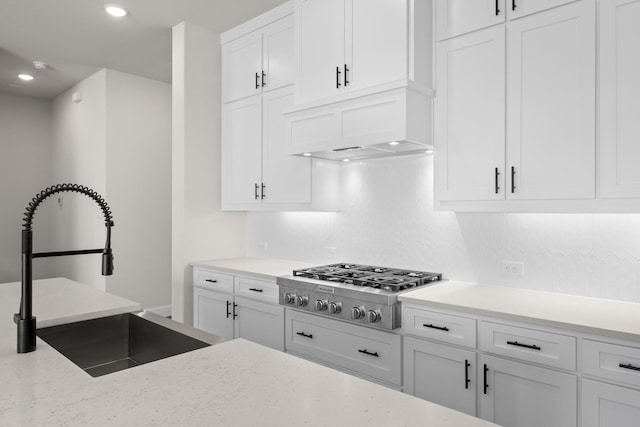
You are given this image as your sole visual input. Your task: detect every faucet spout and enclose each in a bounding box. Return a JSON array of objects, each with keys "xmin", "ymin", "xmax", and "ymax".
[{"xmin": 16, "ymin": 184, "xmax": 115, "ymax": 354}]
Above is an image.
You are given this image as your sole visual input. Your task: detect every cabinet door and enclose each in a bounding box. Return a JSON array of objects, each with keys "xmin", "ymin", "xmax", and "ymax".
[
  {"xmin": 507, "ymin": 0, "xmax": 579, "ymax": 20},
  {"xmin": 221, "ymin": 96, "xmax": 263, "ymax": 207},
  {"xmin": 295, "ymin": 0, "xmax": 345, "ymax": 104},
  {"xmin": 436, "ymin": 0, "xmax": 506, "ymax": 40},
  {"xmin": 506, "ymin": 1, "xmax": 595, "ymax": 200},
  {"xmin": 222, "ymin": 31, "xmax": 262, "ymax": 103},
  {"xmin": 262, "ymin": 15, "xmax": 294, "ymax": 92},
  {"xmin": 479, "ymin": 354, "xmax": 577, "ymax": 427},
  {"xmin": 193, "ymin": 287, "xmax": 234, "ymax": 340},
  {"xmin": 234, "ymin": 297, "xmax": 285, "ymax": 351},
  {"xmin": 582, "ymin": 379, "xmax": 640, "ymax": 427},
  {"xmin": 345, "ymin": 0, "xmax": 407, "ymax": 93},
  {"xmin": 599, "ymin": 0, "xmax": 640, "ymax": 198},
  {"xmin": 435, "ymin": 26, "xmax": 506, "ymax": 201},
  {"xmin": 262, "ymin": 87, "xmax": 312, "ymax": 205},
  {"xmin": 404, "ymin": 337, "xmax": 476, "ymax": 416}
]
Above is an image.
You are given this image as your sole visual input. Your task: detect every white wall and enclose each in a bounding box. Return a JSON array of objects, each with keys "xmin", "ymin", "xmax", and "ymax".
[
  {"xmin": 172, "ymin": 22, "xmax": 247, "ymax": 324},
  {"xmin": 51, "ymin": 69, "xmax": 172, "ymax": 309},
  {"xmin": 105, "ymin": 69, "xmax": 172, "ymax": 308},
  {"xmin": 247, "ymin": 155, "xmax": 640, "ymax": 304},
  {"xmin": 51, "ymin": 70, "xmax": 108, "ymax": 290},
  {"xmin": 0, "ymin": 92, "xmax": 56, "ymax": 283}
]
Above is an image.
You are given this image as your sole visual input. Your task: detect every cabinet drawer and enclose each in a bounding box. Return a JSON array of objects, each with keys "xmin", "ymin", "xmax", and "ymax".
[
  {"xmin": 234, "ymin": 276, "xmax": 278, "ymax": 304},
  {"xmin": 193, "ymin": 268, "xmax": 234, "ymax": 293},
  {"xmin": 403, "ymin": 306, "xmax": 476, "ymax": 348},
  {"xmin": 285, "ymin": 310, "xmax": 401, "ymax": 386},
  {"xmin": 583, "ymin": 339, "xmax": 640, "ymax": 388},
  {"xmin": 480, "ymin": 321, "xmax": 576, "ymax": 371}
]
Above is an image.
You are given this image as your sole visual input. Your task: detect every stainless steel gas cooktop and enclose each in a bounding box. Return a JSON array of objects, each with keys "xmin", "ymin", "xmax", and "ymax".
[{"xmin": 277, "ymin": 263, "xmax": 443, "ymax": 330}]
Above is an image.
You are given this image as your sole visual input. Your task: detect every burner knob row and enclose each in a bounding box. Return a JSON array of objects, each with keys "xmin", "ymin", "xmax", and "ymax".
[
  {"xmin": 284, "ymin": 293, "xmax": 297, "ymax": 304},
  {"xmin": 296, "ymin": 295, "xmax": 309, "ymax": 307},
  {"xmin": 328, "ymin": 301, "xmax": 342, "ymax": 314},
  {"xmin": 351, "ymin": 306, "xmax": 365, "ymax": 320}
]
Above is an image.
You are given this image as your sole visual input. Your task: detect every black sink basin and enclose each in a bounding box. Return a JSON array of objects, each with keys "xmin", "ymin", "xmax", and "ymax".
[{"xmin": 37, "ymin": 311, "xmax": 225, "ymax": 377}]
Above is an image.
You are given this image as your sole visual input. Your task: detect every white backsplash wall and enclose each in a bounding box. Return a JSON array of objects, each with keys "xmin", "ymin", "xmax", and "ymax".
[{"xmin": 247, "ymin": 155, "xmax": 640, "ymax": 303}]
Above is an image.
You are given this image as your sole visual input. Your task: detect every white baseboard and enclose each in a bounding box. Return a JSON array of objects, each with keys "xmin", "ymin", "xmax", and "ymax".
[{"xmin": 146, "ymin": 305, "xmax": 172, "ymax": 318}]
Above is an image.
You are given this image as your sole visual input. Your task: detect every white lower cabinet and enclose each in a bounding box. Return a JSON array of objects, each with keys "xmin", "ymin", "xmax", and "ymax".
[
  {"xmin": 582, "ymin": 379, "xmax": 640, "ymax": 427},
  {"xmin": 193, "ymin": 268, "xmax": 284, "ymax": 351},
  {"xmin": 479, "ymin": 354, "xmax": 577, "ymax": 427},
  {"xmin": 403, "ymin": 336, "xmax": 477, "ymax": 416},
  {"xmin": 285, "ymin": 309, "xmax": 402, "ymax": 388}
]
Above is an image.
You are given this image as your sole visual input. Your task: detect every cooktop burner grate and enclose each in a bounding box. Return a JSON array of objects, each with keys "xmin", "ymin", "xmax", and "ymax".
[{"xmin": 293, "ymin": 263, "xmax": 442, "ymax": 293}]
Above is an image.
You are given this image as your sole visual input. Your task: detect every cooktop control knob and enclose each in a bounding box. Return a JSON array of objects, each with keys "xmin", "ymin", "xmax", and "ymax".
[
  {"xmin": 367, "ymin": 309, "xmax": 382, "ymax": 323},
  {"xmin": 296, "ymin": 295, "xmax": 309, "ymax": 307},
  {"xmin": 315, "ymin": 299, "xmax": 328, "ymax": 311},
  {"xmin": 351, "ymin": 306, "xmax": 365, "ymax": 320},
  {"xmin": 328, "ymin": 301, "xmax": 342, "ymax": 314},
  {"xmin": 284, "ymin": 293, "xmax": 296, "ymax": 304}
]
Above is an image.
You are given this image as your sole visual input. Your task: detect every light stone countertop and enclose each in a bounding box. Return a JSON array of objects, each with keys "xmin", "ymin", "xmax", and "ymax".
[
  {"xmin": 191, "ymin": 257, "xmax": 317, "ymax": 280},
  {"xmin": 0, "ymin": 277, "xmax": 496, "ymax": 427},
  {"xmin": 400, "ymin": 280, "xmax": 640, "ymax": 343}
]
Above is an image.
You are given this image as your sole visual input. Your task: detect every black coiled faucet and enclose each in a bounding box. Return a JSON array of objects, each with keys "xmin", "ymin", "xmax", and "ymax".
[{"xmin": 15, "ymin": 184, "xmax": 115, "ymax": 353}]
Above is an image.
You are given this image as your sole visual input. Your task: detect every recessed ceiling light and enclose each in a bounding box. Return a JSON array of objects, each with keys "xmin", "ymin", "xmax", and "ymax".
[
  {"xmin": 388, "ymin": 141, "xmax": 399, "ymax": 146},
  {"xmin": 342, "ymin": 159, "xmax": 350, "ymax": 162},
  {"xmin": 104, "ymin": 4, "xmax": 128, "ymax": 17},
  {"xmin": 18, "ymin": 74, "xmax": 34, "ymax": 81},
  {"xmin": 302, "ymin": 153, "xmax": 311, "ymax": 157},
  {"xmin": 32, "ymin": 61, "xmax": 48, "ymax": 70},
  {"xmin": 425, "ymin": 149, "xmax": 434, "ymax": 154}
]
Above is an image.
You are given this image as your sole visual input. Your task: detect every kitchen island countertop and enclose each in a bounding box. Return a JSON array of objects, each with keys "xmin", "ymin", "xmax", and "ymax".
[
  {"xmin": 0, "ymin": 277, "xmax": 496, "ymax": 426},
  {"xmin": 400, "ymin": 280, "xmax": 640, "ymax": 342}
]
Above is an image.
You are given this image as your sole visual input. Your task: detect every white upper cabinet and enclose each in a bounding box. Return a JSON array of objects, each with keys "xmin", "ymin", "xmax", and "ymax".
[
  {"xmin": 222, "ymin": 86, "xmax": 313, "ymax": 210},
  {"xmin": 222, "ymin": 15, "xmax": 294, "ymax": 103},
  {"xmin": 294, "ymin": 0, "xmax": 426, "ymax": 106},
  {"xmin": 506, "ymin": 1, "xmax": 595, "ymax": 200},
  {"xmin": 435, "ymin": 25, "xmax": 505, "ymax": 201},
  {"xmin": 435, "ymin": 0, "xmax": 596, "ymax": 206},
  {"xmin": 295, "ymin": 0, "xmax": 345, "ymax": 104},
  {"xmin": 346, "ymin": 0, "xmax": 408, "ymax": 93},
  {"xmin": 599, "ymin": 0, "xmax": 640, "ymax": 199},
  {"xmin": 436, "ymin": 0, "xmax": 506, "ymax": 40}
]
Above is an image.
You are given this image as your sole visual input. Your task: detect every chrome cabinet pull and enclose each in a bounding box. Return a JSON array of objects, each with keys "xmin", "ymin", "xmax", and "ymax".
[
  {"xmin": 336, "ymin": 66, "xmax": 342, "ymax": 88},
  {"xmin": 261, "ymin": 183, "xmax": 266, "ymax": 200},
  {"xmin": 358, "ymin": 349, "xmax": 379, "ymax": 358},
  {"xmin": 511, "ymin": 166, "xmax": 516, "ymax": 193},
  {"xmin": 261, "ymin": 70, "xmax": 266, "ymax": 87},
  {"xmin": 233, "ymin": 302, "xmax": 238, "ymax": 319},
  {"xmin": 226, "ymin": 300, "xmax": 231, "ymax": 318},
  {"xmin": 296, "ymin": 331, "xmax": 313, "ymax": 339},
  {"xmin": 249, "ymin": 288, "xmax": 263, "ymax": 293},
  {"xmin": 344, "ymin": 64, "xmax": 349, "ymax": 86},
  {"xmin": 495, "ymin": 167, "xmax": 500, "ymax": 194},
  {"xmin": 254, "ymin": 183, "xmax": 259, "ymax": 200},
  {"xmin": 255, "ymin": 72, "xmax": 260, "ymax": 89},
  {"xmin": 205, "ymin": 279, "xmax": 217, "ymax": 283}
]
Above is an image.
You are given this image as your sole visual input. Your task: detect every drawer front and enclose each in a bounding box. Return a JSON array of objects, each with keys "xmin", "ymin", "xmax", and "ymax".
[
  {"xmin": 480, "ymin": 321, "xmax": 576, "ymax": 371},
  {"xmin": 193, "ymin": 268, "xmax": 234, "ymax": 293},
  {"xmin": 235, "ymin": 276, "xmax": 278, "ymax": 304},
  {"xmin": 583, "ymin": 339, "xmax": 640, "ymax": 388},
  {"xmin": 404, "ymin": 306, "xmax": 477, "ymax": 348},
  {"xmin": 285, "ymin": 310, "xmax": 402, "ymax": 386}
]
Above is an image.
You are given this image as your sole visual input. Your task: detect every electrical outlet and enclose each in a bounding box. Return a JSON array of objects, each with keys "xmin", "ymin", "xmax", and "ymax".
[{"xmin": 501, "ymin": 260, "xmax": 524, "ymax": 277}]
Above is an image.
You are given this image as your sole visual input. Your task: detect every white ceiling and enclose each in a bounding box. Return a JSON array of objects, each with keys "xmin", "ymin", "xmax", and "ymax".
[{"xmin": 0, "ymin": 0, "xmax": 288, "ymax": 99}]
